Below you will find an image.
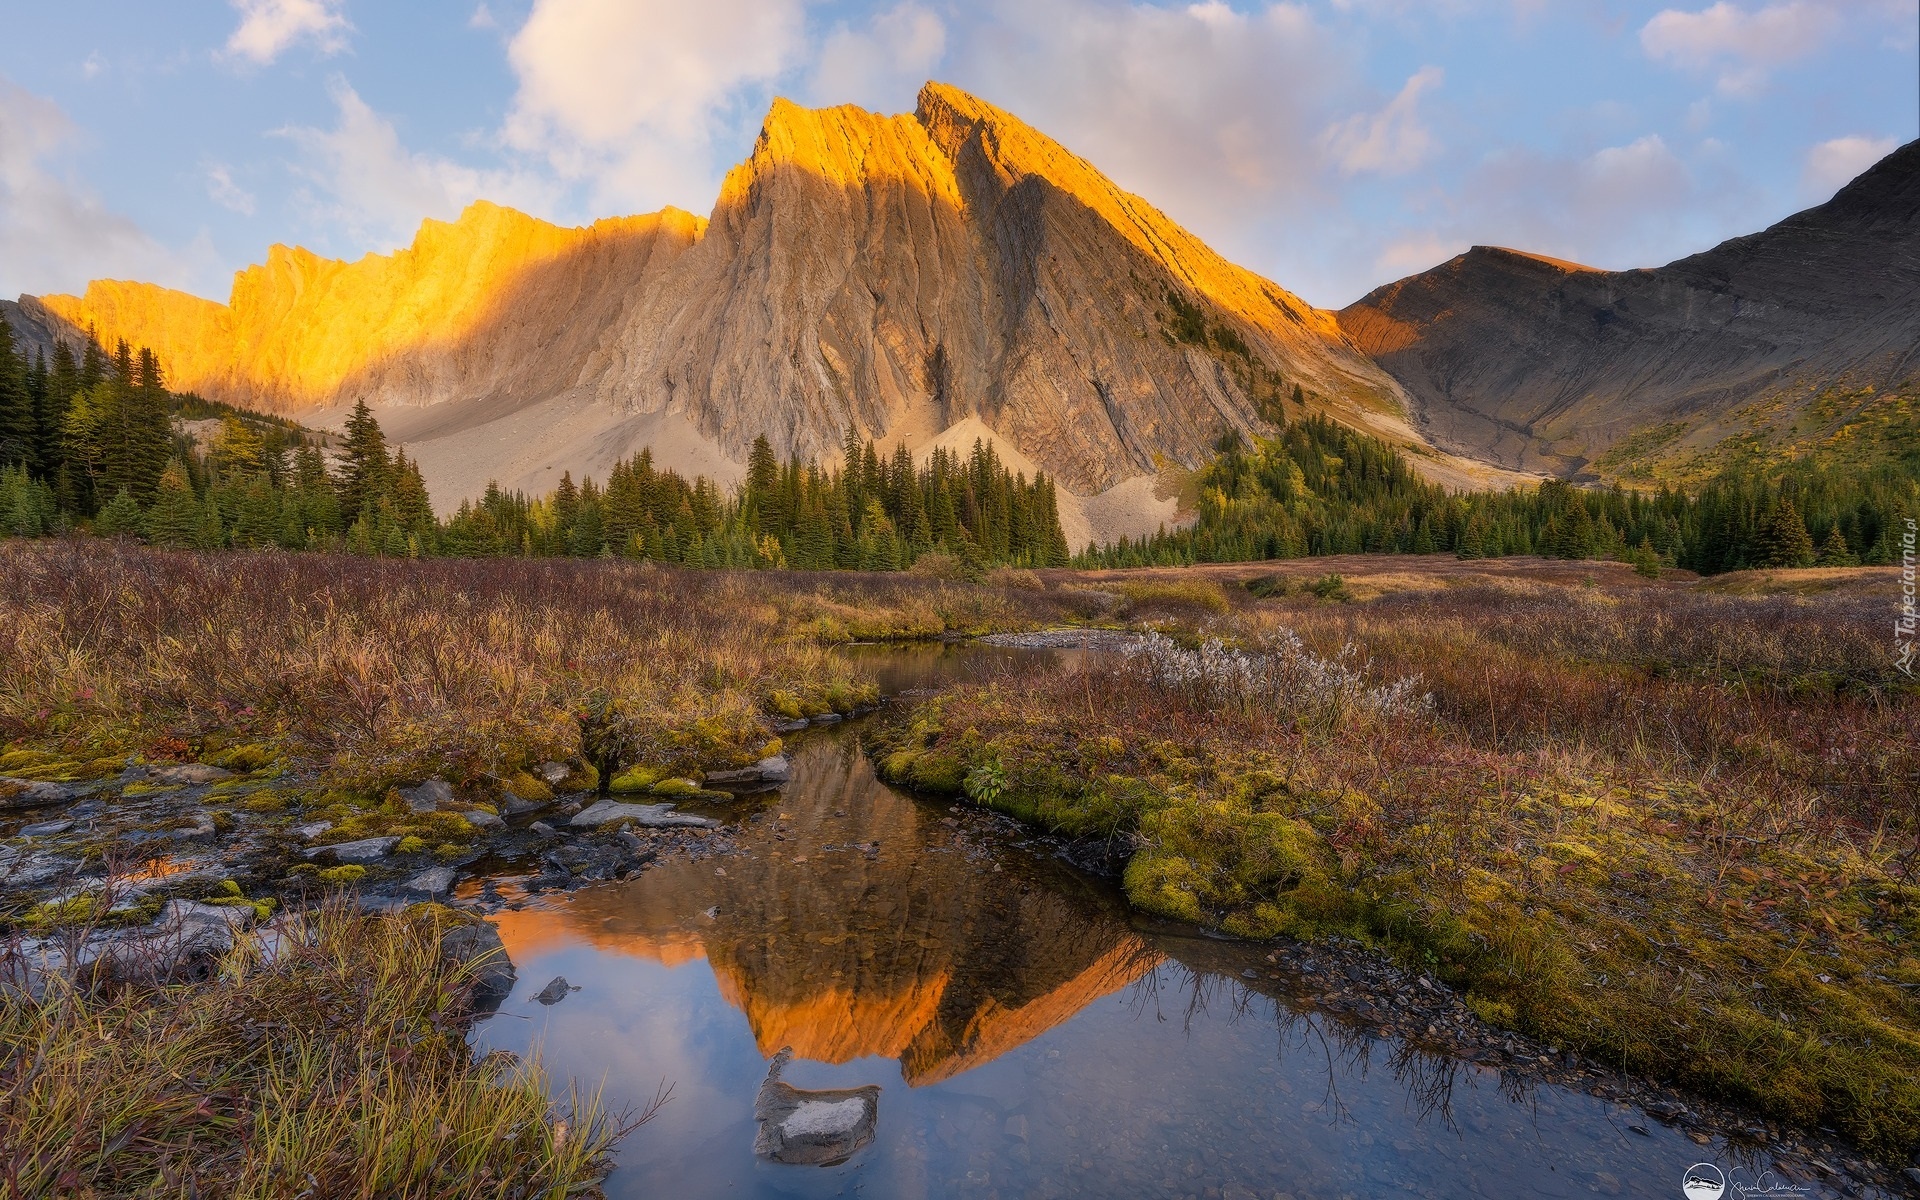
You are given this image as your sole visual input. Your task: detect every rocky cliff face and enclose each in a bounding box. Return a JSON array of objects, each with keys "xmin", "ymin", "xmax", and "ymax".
[
  {"xmin": 30, "ymin": 82, "xmax": 1454, "ymax": 538},
  {"xmin": 1339, "ymin": 140, "xmax": 1920, "ymax": 478}
]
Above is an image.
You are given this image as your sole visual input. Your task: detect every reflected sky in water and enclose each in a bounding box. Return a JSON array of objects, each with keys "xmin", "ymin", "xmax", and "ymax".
[{"xmin": 469, "ymin": 647, "xmax": 1843, "ymax": 1200}]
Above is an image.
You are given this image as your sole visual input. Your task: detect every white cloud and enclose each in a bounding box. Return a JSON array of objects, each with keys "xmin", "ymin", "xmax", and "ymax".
[
  {"xmin": 1319, "ymin": 65, "xmax": 1443, "ymax": 175},
  {"xmin": 1802, "ymin": 134, "xmax": 1898, "ymax": 199},
  {"xmin": 502, "ymin": 0, "xmax": 806, "ymax": 212},
  {"xmin": 469, "ymin": 4, "xmax": 498, "ymax": 32},
  {"xmin": 205, "ymin": 163, "xmax": 256, "ymax": 215},
  {"xmin": 947, "ymin": 0, "xmax": 1346, "ymax": 247},
  {"xmin": 1639, "ymin": 3, "xmax": 1837, "ymax": 96},
  {"xmin": 0, "ymin": 81, "xmax": 213, "ymax": 298},
  {"xmin": 224, "ymin": 0, "xmax": 352, "ymax": 66},
  {"xmin": 81, "ymin": 53, "xmax": 106, "ymax": 81},
  {"xmin": 809, "ymin": 3, "xmax": 948, "ymax": 112},
  {"xmin": 277, "ymin": 79, "xmax": 560, "ymax": 250}
]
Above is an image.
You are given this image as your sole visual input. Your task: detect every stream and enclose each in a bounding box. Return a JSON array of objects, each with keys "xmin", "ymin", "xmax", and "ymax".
[{"xmin": 463, "ymin": 642, "xmax": 1864, "ymax": 1199}]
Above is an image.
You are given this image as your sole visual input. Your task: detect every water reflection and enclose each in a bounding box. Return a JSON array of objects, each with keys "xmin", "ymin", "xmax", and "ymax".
[
  {"xmin": 468, "ymin": 643, "xmax": 1856, "ymax": 1199},
  {"xmin": 513, "ymin": 733, "xmax": 1157, "ymax": 1085}
]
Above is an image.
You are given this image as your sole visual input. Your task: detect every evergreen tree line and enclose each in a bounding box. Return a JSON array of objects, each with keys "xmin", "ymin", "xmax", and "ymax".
[
  {"xmin": 1, "ymin": 319, "xmax": 1070, "ymax": 567},
  {"xmin": 1075, "ymin": 414, "xmax": 1919, "ymax": 574},
  {"xmin": 433, "ymin": 429, "xmax": 1070, "ymax": 569}
]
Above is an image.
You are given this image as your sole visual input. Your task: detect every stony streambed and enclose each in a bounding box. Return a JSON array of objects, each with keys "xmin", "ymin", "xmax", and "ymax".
[{"xmin": 3, "ymin": 641, "xmax": 1915, "ymax": 1198}]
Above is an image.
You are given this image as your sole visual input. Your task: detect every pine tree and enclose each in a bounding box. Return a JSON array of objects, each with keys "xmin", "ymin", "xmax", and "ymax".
[
  {"xmin": 0, "ymin": 315, "xmax": 37, "ymax": 473},
  {"xmin": 1817, "ymin": 524, "xmax": 1856, "ymax": 567},
  {"xmin": 94, "ymin": 487, "xmax": 142, "ymax": 537},
  {"xmin": 144, "ymin": 459, "xmax": 202, "ymax": 548},
  {"xmin": 1756, "ymin": 497, "xmax": 1815, "ymax": 568},
  {"xmin": 335, "ymin": 400, "xmax": 390, "ymax": 520}
]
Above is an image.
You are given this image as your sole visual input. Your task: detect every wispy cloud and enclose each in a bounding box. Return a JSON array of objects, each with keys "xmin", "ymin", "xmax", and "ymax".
[
  {"xmin": 224, "ymin": 0, "xmax": 353, "ymax": 67},
  {"xmin": 1640, "ymin": 2, "xmax": 1837, "ymax": 96},
  {"xmin": 1320, "ymin": 66, "xmax": 1444, "ymax": 176},
  {"xmin": 277, "ymin": 79, "xmax": 560, "ymax": 250},
  {"xmin": 205, "ymin": 163, "xmax": 257, "ymax": 215},
  {"xmin": 1802, "ymin": 134, "xmax": 1898, "ymax": 200},
  {"xmin": 0, "ymin": 81, "xmax": 215, "ymax": 298},
  {"xmin": 501, "ymin": 0, "xmax": 806, "ymax": 214}
]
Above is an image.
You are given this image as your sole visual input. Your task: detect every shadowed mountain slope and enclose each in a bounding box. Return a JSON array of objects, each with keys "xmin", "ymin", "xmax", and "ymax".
[{"xmin": 1338, "ymin": 140, "xmax": 1920, "ymax": 479}]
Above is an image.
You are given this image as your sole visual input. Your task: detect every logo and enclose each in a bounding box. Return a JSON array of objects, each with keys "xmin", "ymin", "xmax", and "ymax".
[{"xmin": 1683, "ymin": 1163, "xmax": 1727, "ymax": 1200}]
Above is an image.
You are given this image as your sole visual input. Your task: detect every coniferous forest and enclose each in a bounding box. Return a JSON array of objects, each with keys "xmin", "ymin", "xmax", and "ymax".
[
  {"xmin": 0, "ymin": 318, "xmax": 1071, "ymax": 570},
  {"xmin": 1075, "ymin": 414, "xmax": 1920, "ymax": 574},
  {"xmin": 5, "ymin": 318, "xmax": 1915, "ymax": 575}
]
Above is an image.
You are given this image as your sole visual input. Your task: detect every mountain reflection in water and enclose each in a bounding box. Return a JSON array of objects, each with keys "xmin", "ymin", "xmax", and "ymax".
[{"xmin": 497, "ymin": 731, "xmax": 1158, "ymax": 1085}]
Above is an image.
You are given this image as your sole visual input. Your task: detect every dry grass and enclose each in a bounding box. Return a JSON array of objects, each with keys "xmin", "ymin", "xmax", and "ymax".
[
  {"xmin": 876, "ymin": 569, "xmax": 1920, "ymax": 1153},
  {"xmin": 0, "ymin": 542, "xmax": 1086, "ymax": 795},
  {"xmin": 0, "ymin": 903, "xmax": 643, "ymax": 1198}
]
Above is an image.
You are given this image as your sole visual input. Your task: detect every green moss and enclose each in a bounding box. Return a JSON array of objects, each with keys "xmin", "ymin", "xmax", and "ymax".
[
  {"xmin": 396, "ymin": 835, "xmax": 427, "ymax": 855},
  {"xmin": 503, "ymin": 771, "xmax": 552, "ymax": 803},
  {"xmin": 316, "ymin": 865, "xmax": 367, "ymax": 886},
  {"xmin": 207, "ymin": 742, "xmax": 281, "ymax": 773},
  {"xmin": 609, "ymin": 765, "xmax": 665, "ymax": 794},
  {"xmin": 1122, "ymin": 850, "xmax": 1206, "ymax": 922},
  {"xmin": 649, "ymin": 777, "xmax": 700, "ymax": 797}
]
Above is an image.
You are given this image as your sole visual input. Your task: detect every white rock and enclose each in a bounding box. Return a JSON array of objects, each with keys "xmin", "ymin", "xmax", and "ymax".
[
  {"xmin": 303, "ymin": 836, "xmax": 399, "ymax": 863},
  {"xmin": 569, "ymin": 800, "xmax": 719, "ymax": 830}
]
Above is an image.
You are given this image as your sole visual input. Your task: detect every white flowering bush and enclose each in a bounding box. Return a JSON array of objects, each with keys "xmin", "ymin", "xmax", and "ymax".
[{"xmin": 1117, "ymin": 630, "xmax": 1431, "ymax": 727}]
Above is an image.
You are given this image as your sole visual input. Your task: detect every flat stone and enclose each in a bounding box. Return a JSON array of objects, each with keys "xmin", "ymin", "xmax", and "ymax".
[
  {"xmin": 503, "ymin": 793, "xmax": 547, "ymax": 816},
  {"xmin": 532, "ymin": 974, "xmax": 576, "ymax": 1005},
  {"xmin": 303, "ymin": 836, "xmax": 400, "ymax": 863},
  {"xmin": 705, "ymin": 755, "xmax": 793, "ymax": 786},
  {"xmin": 536, "ymin": 761, "xmax": 570, "ymax": 785},
  {"xmin": 770, "ymin": 718, "xmax": 809, "ymax": 733},
  {"xmin": 753, "ymin": 1047, "xmax": 879, "ymax": 1165},
  {"xmin": 1, "ymin": 852, "xmax": 72, "ymax": 887},
  {"xmin": 151, "ymin": 764, "xmax": 234, "ymax": 785},
  {"xmin": 570, "ymin": 800, "xmax": 719, "ymax": 830},
  {"xmin": 809, "ymin": 713, "xmax": 843, "ymax": 725},
  {"xmin": 405, "ymin": 866, "xmax": 457, "ymax": 896},
  {"xmin": 293, "ymin": 820, "xmax": 333, "ymax": 839},
  {"xmin": 463, "ymin": 809, "xmax": 505, "ymax": 830},
  {"xmin": 398, "ymin": 779, "xmax": 453, "ymax": 813},
  {"xmin": 19, "ymin": 820, "xmax": 72, "ymax": 837},
  {"xmin": 529, "ymin": 820, "xmax": 558, "ymax": 838},
  {"xmin": 0, "ymin": 778, "xmax": 76, "ymax": 808},
  {"xmin": 156, "ymin": 899, "xmax": 253, "ymax": 957}
]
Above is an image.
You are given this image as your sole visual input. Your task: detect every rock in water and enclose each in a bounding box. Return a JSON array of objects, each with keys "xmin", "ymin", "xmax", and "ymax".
[
  {"xmin": 302, "ymin": 836, "xmax": 400, "ymax": 863},
  {"xmin": 752, "ymin": 1046, "xmax": 880, "ymax": 1166},
  {"xmin": 532, "ymin": 975, "xmax": 576, "ymax": 1005},
  {"xmin": 440, "ymin": 920, "xmax": 515, "ymax": 1016},
  {"xmin": 569, "ymin": 800, "xmax": 719, "ymax": 830},
  {"xmin": 404, "ymin": 866, "xmax": 457, "ymax": 897}
]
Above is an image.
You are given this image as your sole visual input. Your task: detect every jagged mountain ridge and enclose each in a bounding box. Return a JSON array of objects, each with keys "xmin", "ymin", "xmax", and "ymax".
[
  {"xmin": 1338, "ymin": 139, "xmax": 1920, "ymax": 478},
  {"xmin": 29, "ymin": 82, "xmax": 1475, "ymax": 543}
]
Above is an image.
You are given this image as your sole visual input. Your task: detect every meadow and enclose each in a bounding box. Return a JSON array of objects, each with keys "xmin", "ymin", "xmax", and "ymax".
[
  {"xmin": 877, "ymin": 557, "xmax": 1920, "ymax": 1152},
  {"xmin": 3, "ymin": 542, "xmax": 1916, "ymax": 1186}
]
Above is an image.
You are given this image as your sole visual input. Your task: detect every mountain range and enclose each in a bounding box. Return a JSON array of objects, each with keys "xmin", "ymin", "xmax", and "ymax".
[{"xmin": 8, "ymin": 84, "xmax": 1915, "ymax": 542}]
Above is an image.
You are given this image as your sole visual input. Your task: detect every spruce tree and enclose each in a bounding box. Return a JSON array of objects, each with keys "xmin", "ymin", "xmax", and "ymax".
[
  {"xmin": 0, "ymin": 315, "xmax": 37, "ymax": 473},
  {"xmin": 335, "ymin": 400, "xmax": 390, "ymax": 520},
  {"xmin": 1757, "ymin": 497, "xmax": 1815, "ymax": 568},
  {"xmin": 143, "ymin": 459, "xmax": 202, "ymax": 548}
]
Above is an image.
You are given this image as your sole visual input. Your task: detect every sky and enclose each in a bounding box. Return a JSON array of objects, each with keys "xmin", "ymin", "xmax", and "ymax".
[{"xmin": 1, "ymin": 0, "xmax": 1915, "ymax": 310}]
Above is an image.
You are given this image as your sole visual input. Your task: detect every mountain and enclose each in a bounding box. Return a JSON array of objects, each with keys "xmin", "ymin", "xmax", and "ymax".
[
  {"xmin": 27, "ymin": 82, "xmax": 1510, "ymax": 546},
  {"xmin": 1338, "ymin": 140, "xmax": 1920, "ymax": 480}
]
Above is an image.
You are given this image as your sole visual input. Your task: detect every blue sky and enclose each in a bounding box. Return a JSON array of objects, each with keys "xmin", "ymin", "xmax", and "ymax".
[{"xmin": 2, "ymin": 0, "xmax": 1914, "ymax": 309}]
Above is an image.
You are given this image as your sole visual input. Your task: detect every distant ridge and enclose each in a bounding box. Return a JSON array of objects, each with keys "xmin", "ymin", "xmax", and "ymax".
[{"xmin": 1339, "ymin": 140, "xmax": 1920, "ymax": 478}]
